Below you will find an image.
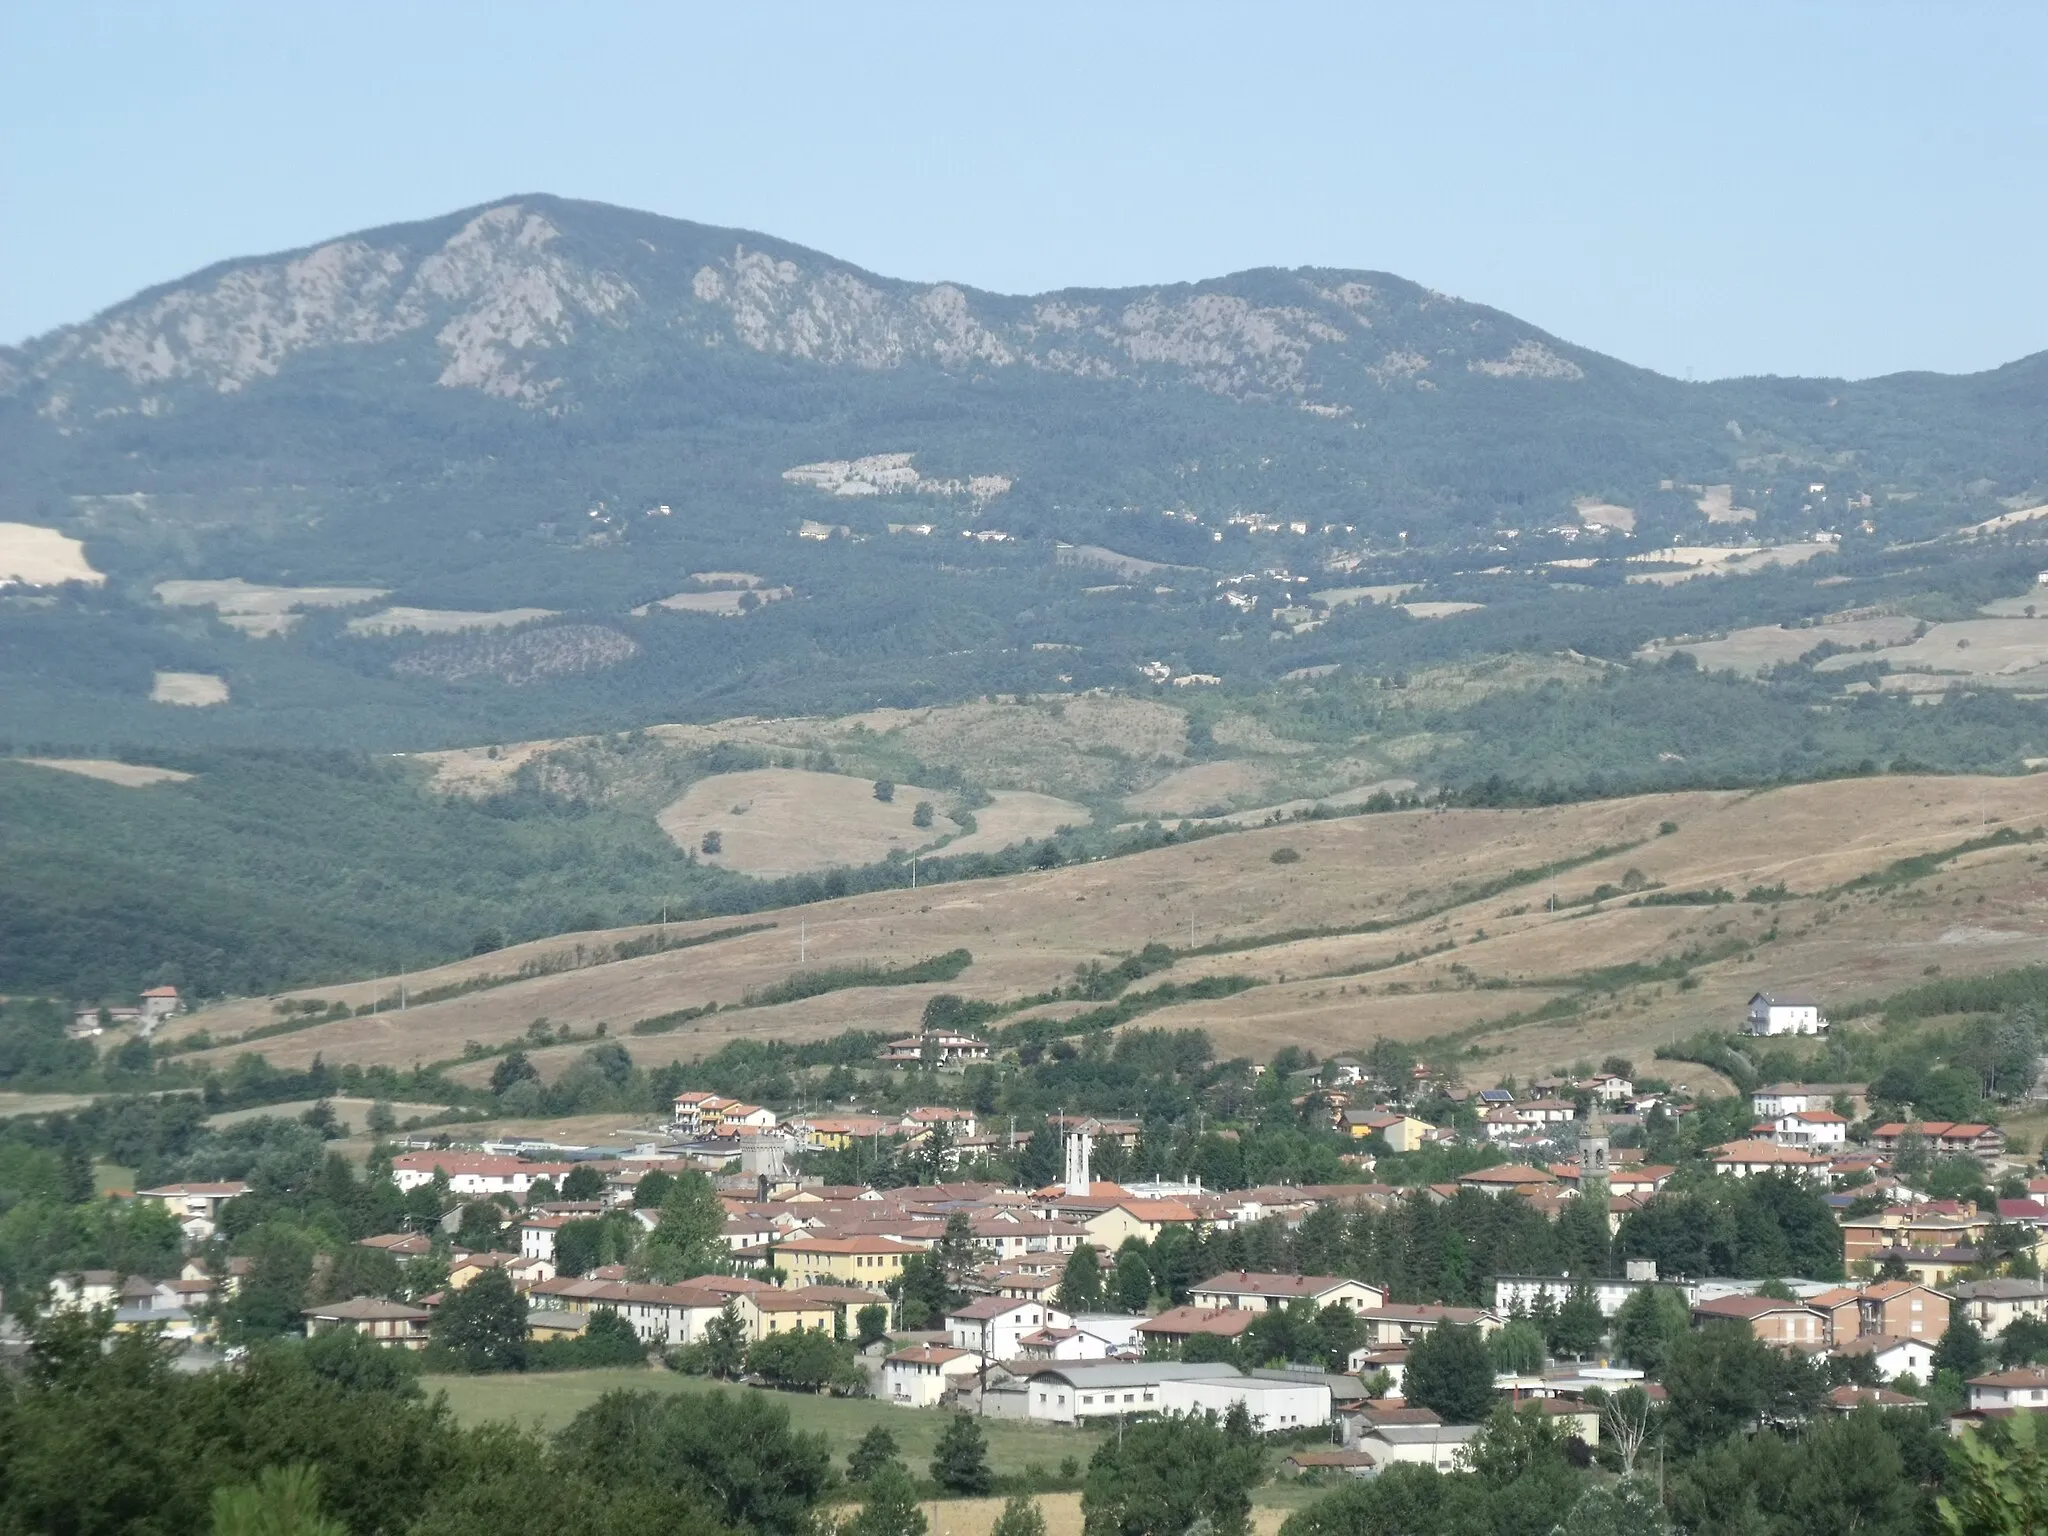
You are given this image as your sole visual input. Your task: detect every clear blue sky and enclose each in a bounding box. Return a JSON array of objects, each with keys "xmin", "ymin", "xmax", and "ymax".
[{"xmin": 4, "ymin": 2, "xmax": 2044, "ymax": 380}]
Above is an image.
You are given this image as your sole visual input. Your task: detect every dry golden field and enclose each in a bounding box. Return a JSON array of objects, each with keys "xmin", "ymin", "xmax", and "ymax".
[
  {"xmin": 656, "ymin": 769, "xmax": 953, "ymax": 876},
  {"xmin": 19, "ymin": 758, "xmax": 193, "ymax": 787},
  {"xmin": 164, "ymin": 773, "xmax": 2048, "ymax": 1085}
]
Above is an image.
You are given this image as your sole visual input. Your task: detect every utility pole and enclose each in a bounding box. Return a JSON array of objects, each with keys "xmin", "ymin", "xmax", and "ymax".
[{"xmin": 799, "ymin": 921, "xmax": 808, "ymax": 965}]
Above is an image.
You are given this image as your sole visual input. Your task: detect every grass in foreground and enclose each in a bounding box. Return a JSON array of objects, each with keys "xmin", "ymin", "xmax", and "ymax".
[{"xmin": 425, "ymin": 1368, "xmax": 1106, "ymax": 1476}]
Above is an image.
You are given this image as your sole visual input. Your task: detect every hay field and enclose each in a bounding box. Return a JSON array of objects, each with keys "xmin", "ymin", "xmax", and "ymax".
[
  {"xmin": 150, "ymin": 672, "xmax": 228, "ymax": 706},
  {"xmin": 1402, "ymin": 601, "xmax": 1485, "ymax": 619},
  {"xmin": 346, "ymin": 606, "xmax": 556, "ymax": 635},
  {"xmin": 1695, "ymin": 485, "xmax": 1757, "ymax": 524},
  {"xmin": 155, "ymin": 578, "xmax": 388, "ymax": 635},
  {"xmin": 1627, "ymin": 544, "xmax": 1832, "ymax": 584},
  {"xmin": 204, "ymin": 1097, "xmax": 457, "ymax": 1132},
  {"xmin": 1126, "ymin": 762, "xmax": 1272, "ymax": 815},
  {"xmin": 429, "ymin": 1368, "xmax": 1105, "ymax": 1476},
  {"xmin": 1814, "ymin": 618, "xmax": 2048, "ymax": 681},
  {"xmin": 1573, "ymin": 498, "xmax": 1636, "ymax": 532},
  {"xmin": 940, "ymin": 792, "xmax": 1090, "ymax": 857},
  {"xmin": 20, "ymin": 758, "xmax": 193, "ymax": 787},
  {"xmin": 630, "ymin": 587, "xmax": 791, "ymax": 616},
  {"xmin": 1980, "ymin": 595, "xmax": 2048, "ymax": 618},
  {"xmin": 1313, "ymin": 585, "xmax": 1416, "ymax": 607},
  {"xmin": 170, "ymin": 774, "xmax": 2048, "ymax": 1082},
  {"xmin": 0, "ymin": 522, "xmax": 104, "ymax": 585},
  {"xmin": 658, "ymin": 769, "xmax": 948, "ymax": 876},
  {"xmin": 1640, "ymin": 615, "xmax": 1920, "ymax": 676}
]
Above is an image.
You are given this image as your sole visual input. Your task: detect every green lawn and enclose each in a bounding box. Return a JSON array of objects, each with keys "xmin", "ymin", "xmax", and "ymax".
[{"xmin": 425, "ymin": 1369, "xmax": 1106, "ymax": 1477}]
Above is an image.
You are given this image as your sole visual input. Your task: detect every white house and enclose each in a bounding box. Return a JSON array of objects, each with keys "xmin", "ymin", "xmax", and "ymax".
[
  {"xmin": 1833, "ymin": 1334, "xmax": 1936, "ymax": 1382},
  {"xmin": 1023, "ymin": 1362, "xmax": 1221, "ymax": 1424},
  {"xmin": 885, "ymin": 1345, "xmax": 984, "ymax": 1407},
  {"xmin": 1752, "ymin": 1083, "xmax": 1867, "ymax": 1119},
  {"xmin": 1495, "ymin": 1270, "xmax": 1681, "ymax": 1320},
  {"xmin": 723, "ymin": 1104, "xmax": 780, "ymax": 1132},
  {"xmin": 1769, "ymin": 1110, "xmax": 1848, "ymax": 1150},
  {"xmin": 1968, "ymin": 1365, "xmax": 2048, "ymax": 1412},
  {"xmin": 1949, "ymin": 1279, "xmax": 2048, "ymax": 1338},
  {"xmin": 1745, "ymin": 992, "xmax": 1827, "ymax": 1036},
  {"xmin": 46, "ymin": 1270, "xmax": 121, "ymax": 1312},
  {"xmin": 390, "ymin": 1154, "xmax": 577, "ymax": 1196},
  {"xmin": 1190, "ymin": 1273, "xmax": 1386, "ymax": 1313},
  {"xmin": 136, "ymin": 1181, "xmax": 250, "ymax": 1243},
  {"xmin": 1157, "ymin": 1375, "xmax": 1331, "ymax": 1430},
  {"xmin": 947, "ymin": 1297, "xmax": 1074, "ymax": 1358},
  {"xmin": 1354, "ymin": 1423, "xmax": 1481, "ymax": 1472}
]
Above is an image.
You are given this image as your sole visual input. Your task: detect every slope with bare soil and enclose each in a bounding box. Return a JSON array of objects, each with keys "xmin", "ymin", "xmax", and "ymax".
[{"xmin": 165, "ymin": 775, "xmax": 2048, "ymax": 1082}]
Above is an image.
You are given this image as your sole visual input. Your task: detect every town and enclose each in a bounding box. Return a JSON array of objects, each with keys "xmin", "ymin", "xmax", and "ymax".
[{"xmin": 25, "ymin": 980, "xmax": 2048, "ymax": 1512}]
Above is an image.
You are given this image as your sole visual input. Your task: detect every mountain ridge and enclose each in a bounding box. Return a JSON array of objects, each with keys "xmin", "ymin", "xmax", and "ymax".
[
  {"xmin": 3, "ymin": 193, "xmax": 1657, "ymax": 420},
  {"xmin": 1, "ymin": 193, "xmax": 2045, "ymax": 759}
]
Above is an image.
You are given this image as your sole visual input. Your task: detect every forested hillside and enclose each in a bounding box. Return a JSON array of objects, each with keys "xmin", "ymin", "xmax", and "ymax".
[{"xmin": 0, "ymin": 194, "xmax": 2042, "ymax": 752}]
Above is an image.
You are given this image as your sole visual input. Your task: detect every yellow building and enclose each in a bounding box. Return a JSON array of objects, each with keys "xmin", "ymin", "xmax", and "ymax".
[{"xmin": 772, "ymin": 1235, "xmax": 924, "ymax": 1291}]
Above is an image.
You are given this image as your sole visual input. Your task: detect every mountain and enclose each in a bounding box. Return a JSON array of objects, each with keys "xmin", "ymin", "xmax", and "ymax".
[{"xmin": 1, "ymin": 194, "xmax": 2045, "ymax": 754}]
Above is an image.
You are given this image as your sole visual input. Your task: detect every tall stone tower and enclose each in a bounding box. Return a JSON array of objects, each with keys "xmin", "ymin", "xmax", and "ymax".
[
  {"xmin": 1578, "ymin": 1113, "xmax": 1610, "ymax": 1180},
  {"xmin": 1064, "ymin": 1128, "xmax": 1094, "ymax": 1196}
]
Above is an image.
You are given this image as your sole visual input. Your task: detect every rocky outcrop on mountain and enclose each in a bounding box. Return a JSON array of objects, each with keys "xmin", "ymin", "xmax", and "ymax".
[{"xmin": 10, "ymin": 195, "xmax": 1609, "ymax": 424}]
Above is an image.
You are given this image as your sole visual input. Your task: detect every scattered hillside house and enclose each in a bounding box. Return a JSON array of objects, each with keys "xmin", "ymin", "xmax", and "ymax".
[
  {"xmin": 1764, "ymin": 1110, "xmax": 1849, "ymax": 1150},
  {"xmin": 1343, "ymin": 1112, "xmax": 1434, "ymax": 1152},
  {"xmin": 1283, "ymin": 1450, "xmax": 1379, "ymax": 1479},
  {"xmin": 357, "ymin": 1232, "xmax": 434, "ymax": 1262},
  {"xmin": 1022, "ymin": 1362, "xmax": 1224, "ymax": 1424},
  {"xmin": 1949, "ymin": 1279, "xmax": 2048, "ymax": 1337},
  {"xmin": 1135, "ymin": 1305, "xmax": 1261, "ymax": 1349},
  {"xmin": 1745, "ymin": 992, "xmax": 1828, "ymax": 1036},
  {"xmin": 790, "ymin": 1115, "xmax": 900, "ymax": 1151},
  {"xmin": 737, "ymin": 1290, "xmax": 837, "ymax": 1338},
  {"xmin": 1587, "ymin": 1074, "xmax": 1634, "ymax": 1105},
  {"xmin": 302, "ymin": 1296, "xmax": 433, "ymax": 1350},
  {"xmin": 1753, "ymin": 1082, "xmax": 1869, "ymax": 1120},
  {"xmin": 1457, "ymin": 1165, "xmax": 1560, "ymax": 1198},
  {"xmin": 1358, "ymin": 1304, "xmax": 1502, "ymax": 1347},
  {"xmin": 1013, "ymin": 1320, "xmax": 1136, "ymax": 1362},
  {"xmin": 526, "ymin": 1277, "xmax": 740, "ymax": 1344},
  {"xmin": 46, "ymin": 1270, "xmax": 121, "ymax": 1312},
  {"xmin": 886, "ymin": 1345, "xmax": 984, "ymax": 1407},
  {"xmin": 1514, "ymin": 1099, "xmax": 1578, "ymax": 1127},
  {"xmin": 1494, "ymin": 1264, "xmax": 1676, "ymax": 1320},
  {"xmin": 1353, "ymin": 1423, "xmax": 1482, "ymax": 1473},
  {"xmin": 1967, "ymin": 1365, "xmax": 2048, "ymax": 1413},
  {"xmin": 1158, "ymin": 1374, "xmax": 1331, "ymax": 1430},
  {"xmin": 1708, "ymin": 1140, "xmax": 1830, "ymax": 1182},
  {"xmin": 112, "ymin": 1277, "xmax": 201, "ymax": 1341},
  {"xmin": 1829, "ymin": 1385, "xmax": 1925, "ymax": 1412},
  {"xmin": 1868, "ymin": 1246, "xmax": 1981, "ymax": 1289},
  {"xmin": 526, "ymin": 1309, "xmax": 590, "ymax": 1343},
  {"xmin": 136, "ymin": 1181, "xmax": 250, "ymax": 1242},
  {"xmin": 1831, "ymin": 1334, "xmax": 1935, "ymax": 1381},
  {"xmin": 389, "ymin": 1154, "xmax": 577, "ymax": 1197},
  {"xmin": 1189, "ymin": 1273, "xmax": 1387, "ymax": 1313},
  {"xmin": 723, "ymin": 1103, "xmax": 780, "ymax": 1132},
  {"xmin": 905, "ymin": 1107, "xmax": 978, "ymax": 1138},
  {"xmin": 1691, "ymin": 1295, "xmax": 1828, "ymax": 1346},
  {"xmin": 879, "ymin": 1031, "xmax": 991, "ymax": 1066},
  {"xmin": 969, "ymin": 1215, "xmax": 1086, "ymax": 1262},
  {"xmin": 1870, "ymin": 1121, "xmax": 2006, "ymax": 1159},
  {"xmin": 947, "ymin": 1297, "xmax": 1074, "ymax": 1359},
  {"xmin": 139, "ymin": 985, "xmax": 183, "ymax": 1022}
]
